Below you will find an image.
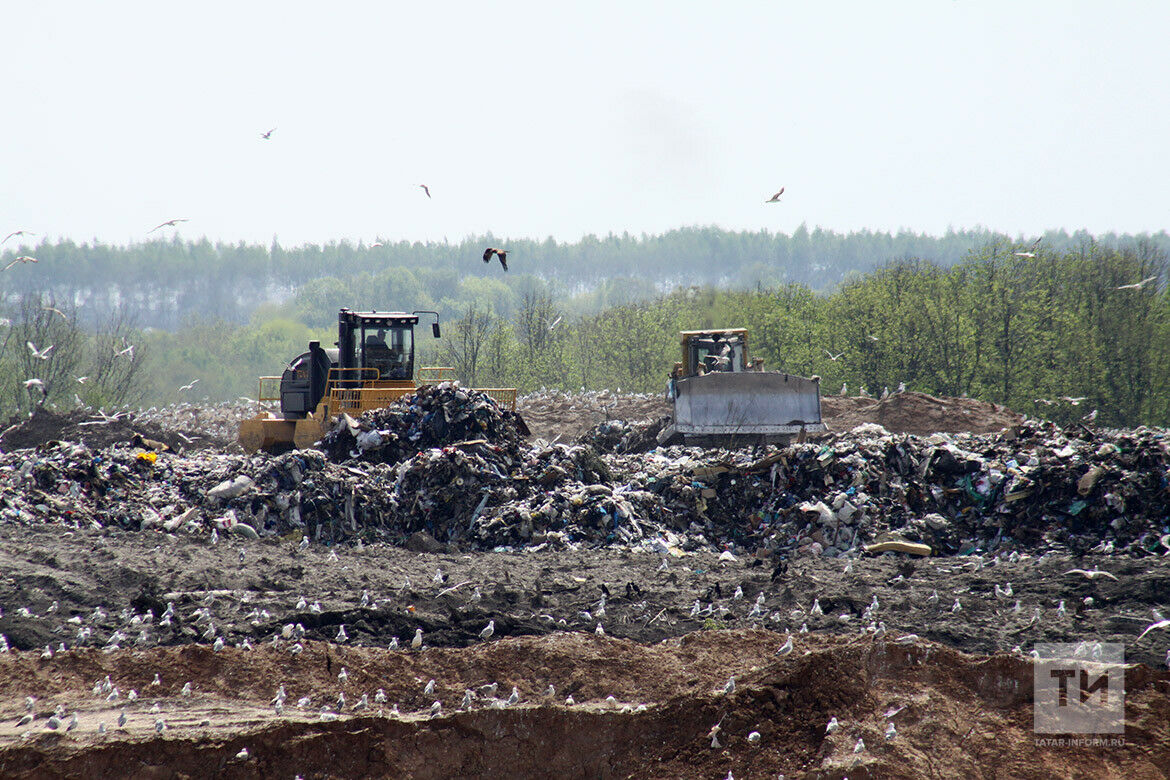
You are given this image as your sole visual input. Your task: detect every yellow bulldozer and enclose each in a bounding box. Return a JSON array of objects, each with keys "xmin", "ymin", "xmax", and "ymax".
[
  {"xmin": 657, "ymin": 328, "xmax": 827, "ymax": 446},
  {"xmin": 238, "ymin": 308, "xmax": 519, "ymax": 453}
]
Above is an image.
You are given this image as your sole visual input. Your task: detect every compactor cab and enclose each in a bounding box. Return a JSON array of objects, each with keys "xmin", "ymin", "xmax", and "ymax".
[
  {"xmin": 239, "ymin": 308, "xmax": 517, "ymax": 453},
  {"xmin": 658, "ymin": 328, "xmax": 826, "ymax": 447}
]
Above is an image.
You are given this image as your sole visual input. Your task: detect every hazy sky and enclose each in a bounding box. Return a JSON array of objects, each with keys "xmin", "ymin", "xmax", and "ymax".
[{"xmin": 2, "ymin": 1, "xmax": 1167, "ymax": 248}]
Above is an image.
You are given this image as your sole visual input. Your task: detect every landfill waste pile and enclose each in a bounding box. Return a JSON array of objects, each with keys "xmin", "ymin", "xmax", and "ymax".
[
  {"xmin": 0, "ymin": 403, "xmax": 249, "ymax": 454},
  {"xmin": 578, "ymin": 416, "xmax": 670, "ymax": 454},
  {"xmin": 0, "ymin": 380, "xmax": 1166, "ymax": 558},
  {"xmin": 319, "ymin": 382, "xmax": 525, "ymax": 466}
]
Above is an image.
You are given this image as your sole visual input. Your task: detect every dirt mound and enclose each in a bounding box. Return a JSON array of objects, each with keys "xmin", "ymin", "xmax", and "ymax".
[
  {"xmin": 520, "ymin": 390, "xmax": 669, "ymax": 442},
  {"xmin": 0, "ymin": 408, "xmax": 221, "ymax": 454},
  {"xmin": 0, "ymin": 632, "xmax": 1166, "ymax": 779},
  {"xmin": 822, "ymin": 391, "xmax": 1022, "ymax": 436},
  {"xmin": 522, "ymin": 390, "xmax": 1022, "ymax": 441}
]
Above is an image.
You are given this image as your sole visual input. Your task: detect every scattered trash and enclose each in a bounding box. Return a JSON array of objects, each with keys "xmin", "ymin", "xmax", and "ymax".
[{"xmin": 0, "ymin": 389, "xmax": 1166, "ymax": 558}]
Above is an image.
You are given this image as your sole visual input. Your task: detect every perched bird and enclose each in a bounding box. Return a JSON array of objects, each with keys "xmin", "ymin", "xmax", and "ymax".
[
  {"xmin": 430, "ymin": 701, "xmax": 442, "ymax": 718},
  {"xmin": 412, "ymin": 628, "xmax": 423, "ymax": 649},
  {"xmin": 375, "ymin": 689, "xmax": 387, "ymax": 704},
  {"xmin": 336, "ymin": 625, "xmax": 349, "ymax": 643},
  {"xmin": 839, "ymin": 382, "xmax": 848, "ymax": 396},
  {"xmin": 765, "ymin": 187, "xmax": 785, "ymax": 203},
  {"xmin": 352, "ymin": 694, "xmax": 368, "ymax": 711},
  {"xmin": 299, "ymin": 536, "xmax": 310, "ymax": 552},
  {"xmin": 595, "ymin": 622, "xmax": 605, "ymax": 636},
  {"xmin": 721, "ymin": 676, "xmax": 735, "ymax": 695},
  {"xmin": 155, "ymin": 718, "xmax": 165, "ymax": 733},
  {"xmin": 506, "ymin": 687, "xmax": 519, "ymax": 706},
  {"xmin": 854, "ymin": 737, "xmax": 866, "ymax": 753},
  {"xmin": 825, "ymin": 716, "xmax": 839, "ymax": 734},
  {"xmin": 747, "ymin": 730, "xmax": 761, "ymax": 744},
  {"xmin": 479, "ymin": 620, "xmax": 494, "ymax": 641},
  {"xmin": 149, "ymin": 219, "xmax": 188, "ymax": 233},
  {"xmin": 886, "ymin": 722, "xmax": 897, "ymax": 740},
  {"xmin": 261, "ymin": 127, "xmax": 276, "ymax": 140},
  {"xmin": 181, "ymin": 682, "xmax": 193, "ymax": 697},
  {"xmin": 776, "ymin": 635, "xmax": 794, "ymax": 656},
  {"xmin": 424, "ymin": 679, "xmax": 436, "ymax": 696},
  {"xmin": 482, "ymin": 247, "xmax": 508, "ymax": 271},
  {"xmin": 118, "ymin": 710, "xmax": 127, "ymax": 727},
  {"xmin": 462, "ymin": 689, "xmax": 474, "ymax": 709},
  {"xmin": 339, "ymin": 668, "xmax": 349, "ymax": 685},
  {"xmin": 419, "ymin": 184, "xmax": 431, "ymax": 198}
]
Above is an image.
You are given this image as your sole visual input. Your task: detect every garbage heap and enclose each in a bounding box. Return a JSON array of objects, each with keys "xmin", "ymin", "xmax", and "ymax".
[
  {"xmin": 1, "ymin": 398, "xmax": 1168, "ymax": 556},
  {"xmin": 578, "ymin": 417, "xmax": 670, "ymax": 455},
  {"xmin": 596, "ymin": 419, "xmax": 1170, "ymax": 557},
  {"xmin": 319, "ymin": 383, "xmax": 525, "ymax": 466}
]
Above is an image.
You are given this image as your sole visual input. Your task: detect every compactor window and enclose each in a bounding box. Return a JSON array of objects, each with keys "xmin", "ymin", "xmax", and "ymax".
[{"xmin": 361, "ymin": 324, "xmax": 413, "ymax": 379}]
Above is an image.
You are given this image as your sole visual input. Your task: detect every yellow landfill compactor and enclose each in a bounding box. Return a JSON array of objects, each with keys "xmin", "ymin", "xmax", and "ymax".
[
  {"xmin": 657, "ymin": 328, "xmax": 826, "ymax": 447},
  {"xmin": 238, "ymin": 308, "xmax": 518, "ymax": 453}
]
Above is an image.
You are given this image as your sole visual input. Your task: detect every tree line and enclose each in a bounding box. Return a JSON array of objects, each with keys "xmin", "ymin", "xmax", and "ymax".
[
  {"xmin": 5, "ymin": 227, "xmax": 1167, "ymax": 331},
  {"xmin": 2, "ymin": 238, "xmax": 1165, "ymax": 429}
]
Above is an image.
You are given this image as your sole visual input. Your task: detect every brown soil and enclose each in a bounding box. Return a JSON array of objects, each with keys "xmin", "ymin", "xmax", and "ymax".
[
  {"xmin": 520, "ymin": 391, "xmax": 1023, "ymax": 442},
  {"xmin": 821, "ymin": 392, "xmax": 1023, "ymax": 437},
  {"xmin": 0, "ymin": 526, "xmax": 1168, "ymax": 778},
  {"xmin": 0, "ymin": 633, "xmax": 1166, "ymax": 779}
]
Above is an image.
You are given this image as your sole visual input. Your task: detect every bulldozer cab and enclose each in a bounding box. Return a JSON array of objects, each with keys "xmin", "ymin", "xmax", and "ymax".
[
  {"xmin": 679, "ymin": 329, "xmax": 748, "ymax": 376},
  {"xmin": 347, "ymin": 313, "xmax": 414, "ymax": 382}
]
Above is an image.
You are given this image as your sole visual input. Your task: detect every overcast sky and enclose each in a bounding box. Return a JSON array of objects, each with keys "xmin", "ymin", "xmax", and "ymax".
[{"xmin": 2, "ymin": 1, "xmax": 1167, "ymax": 248}]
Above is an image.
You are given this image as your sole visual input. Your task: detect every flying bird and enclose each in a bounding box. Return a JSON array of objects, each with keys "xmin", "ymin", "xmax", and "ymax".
[
  {"xmin": 419, "ymin": 184, "xmax": 431, "ymax": 198},
  {"xmin": 823, "ymin": 349, "xmax": 844, "ymax": 361},
  {"xmin": 3, "ymin": 256, "xmax": 38, "ymax": 271},
  {"xmin": 765, "ymin": 187, "xmax": 785, "ymax": 203},
  {"xmin": 27, "ymin": 341, "xmax": 54, "ymax": 360},
  {"xmin": 1013, "ymin": 237, "xmax": 1042, "ymax": 258},
  {"xmin": 1116, "ymin": 276, "xmax": 1157, "ymax": 291},
  {"xmin": 149, "ymin": 219, "xmax": 188, "ymax": 233},
  {"xmin": 179, "ymin": 379, "xmax": 199, "ymax": 391},
  {"xmin": 261, "ymin": 127, "xmax": 276, "ymax": 140},
  {"xmin": 1065, "ymin": 568, "xmax": 1118, "ymax": 581},
  {"xmin": 1137, "ymin": 618, "xmax": 1170, "ymax": 641},
  {"xmin": 482, "ymin": 247, "xmax": 509, "ymax": 271},
  {"xmin": 2, "ymin": 230, "xmax": 35, "ymax": 243},
  {"xmin": 116, "ymin": 343, "xmax": 135, "ymax": 359}
]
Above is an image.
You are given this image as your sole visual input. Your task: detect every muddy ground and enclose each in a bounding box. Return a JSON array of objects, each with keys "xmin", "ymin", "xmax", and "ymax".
[
  {"xmin": 0, "ymin": 392, "xmax": 1166, "ymax": 778},
  {"xmin": 0, "ymin": 525, "xmax": 1168, "ymax": 778}
]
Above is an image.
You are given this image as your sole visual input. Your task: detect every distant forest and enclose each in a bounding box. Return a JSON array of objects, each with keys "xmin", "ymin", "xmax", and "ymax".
[
  {"xmin": 1, "ymin": 228, "xmax": 1167, "ymax": 429},
  {"xmin": 3, "ymin": 226, "xmax": 1168, "ymax": 330}
]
